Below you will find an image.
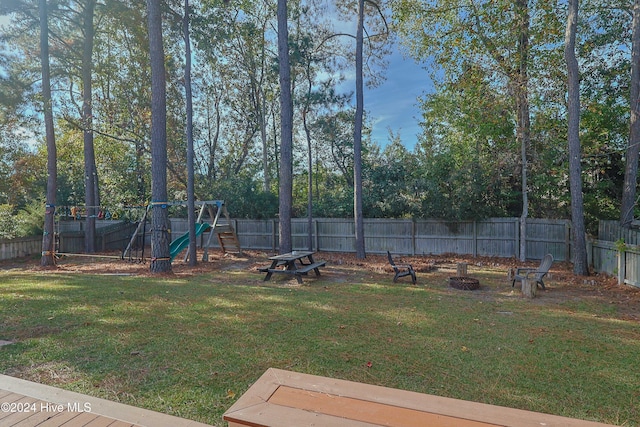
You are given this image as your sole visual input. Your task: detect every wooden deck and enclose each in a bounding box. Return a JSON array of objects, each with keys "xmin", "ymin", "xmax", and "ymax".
[
  {"xmin": 0, "ymin": 374, "xmax": 212, "ymax": 427},
  {"xmin": 224, "ymin": 368, "xmax": 618, "ymax": 427}
]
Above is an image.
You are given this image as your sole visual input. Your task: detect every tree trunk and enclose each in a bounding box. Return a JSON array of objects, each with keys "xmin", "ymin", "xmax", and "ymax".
[
  {"xmin": 520, "ymin": 277, "xmax": 536, "ymax": 299},
  {"xmin": 621, "ymin": 0, "xmax": 640, "ymax": 228},
  {"xmin": 303, "ymin": 108, "xmax": 313, "ymax": 251},
  {"xmin": 40, "ymin": 0, "xmax": 57, "ymax": 267},
  {"xmin": 147, "ymin": 0, "xmax": 171, "ymax": 273},
  {"xmin": 277, "ymin": 0, "xmax": 293, "ymax": 254},
  {"xmin": 135, "ymin": 142, "xmax": 147, "ymax": 202},
  {"xmin": 83, "ymin": 0, "xmax": 97, "ymax": 254},
  {"xmin": 515, "ymin": 0, "xmax": 530, "ymax": 262},
  {"xmin": 260, "ymin": 88, "xmax": 271, "ymax": 193},
  {"xmin": 565, "ymin": 0, "xmax": 589, "ymax": 276},
  {"xmin": 185, "ymin": 0, "xmax": 197, "ymax": 266},
  {"xmin": 353, "ymin": 0, "xmax": 366, "ymax": 259}
]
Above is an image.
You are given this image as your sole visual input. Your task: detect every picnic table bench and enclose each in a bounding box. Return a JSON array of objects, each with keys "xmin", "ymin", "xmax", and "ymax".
[{"xmin": 258, "ymin": 251, "xmax": 326, "ymax": 284}]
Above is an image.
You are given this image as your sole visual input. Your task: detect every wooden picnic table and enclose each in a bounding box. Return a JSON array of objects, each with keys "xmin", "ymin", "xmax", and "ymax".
[{"xmin": 258, "ymin": 251, "xmax": 326, "ymax": 284}]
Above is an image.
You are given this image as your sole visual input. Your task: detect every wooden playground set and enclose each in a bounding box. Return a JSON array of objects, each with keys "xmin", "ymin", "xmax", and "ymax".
[{"xmin": 52, "ymin": 200, "xmax": 241, "ymax": 263}]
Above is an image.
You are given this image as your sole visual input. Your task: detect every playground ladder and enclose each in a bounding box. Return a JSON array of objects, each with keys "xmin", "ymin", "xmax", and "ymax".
[
  {"xmin": 216, "ymin": 223, "xmax": 242, "ymax": 254},
  {"xmin": 210, "ymin": 203, "xmax": 241, "ymax": 256},
  {"xmin": 121, "ymin": 200, "xmax": 242, "ymax": 263},
  {"xmin": 195, "ymin": 201, "xmax": 242, "ymax": 261}
]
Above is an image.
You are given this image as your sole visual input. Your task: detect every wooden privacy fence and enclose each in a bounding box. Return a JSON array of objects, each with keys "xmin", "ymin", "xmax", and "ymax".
[
  {"xmin": 212, "ymin": 217, "xmax": 571, "ymax": 262},
  {"xmin": 1, "ymin": 221, "xmax": 140, "ymax": 260},
  {"xmin": 9, "ymin": 217, "xmax": 640, "ymax": 288},
  {"xmin": 0, "ymin": 236, "xmax": 41, "ymax": 261},
  {"xmin": 57, "ymin": 221, "xmax": 138, "ymax": 254},
  {"xmin": 590, "ymin": 220, "xmax": 640, "ymax": 288}
]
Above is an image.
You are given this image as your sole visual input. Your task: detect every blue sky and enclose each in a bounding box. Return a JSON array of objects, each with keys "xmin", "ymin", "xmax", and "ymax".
[
  {"xmin": 363, "ymin": 49, "xmax": 431, "ymax": 150},
  {"xmin": 0, "ymin": 12, "xmax": 430, "ymax": 150}
]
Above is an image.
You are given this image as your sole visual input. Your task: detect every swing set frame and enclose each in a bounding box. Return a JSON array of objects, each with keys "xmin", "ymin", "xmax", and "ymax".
[
  {"xmin": 121, "ymin": 200, "xmax": 238, "ymax": 263},
  {"xmin": 52, "ymin": 201, "xmax": 239, "ymax": 264}
]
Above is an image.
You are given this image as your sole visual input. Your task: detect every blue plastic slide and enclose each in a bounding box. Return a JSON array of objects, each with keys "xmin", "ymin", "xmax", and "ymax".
[{"xmin": 169, "ymin": 223, "xmax": 211, "ymax": 261}]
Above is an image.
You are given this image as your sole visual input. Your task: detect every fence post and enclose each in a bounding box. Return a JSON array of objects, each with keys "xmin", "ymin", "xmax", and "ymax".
[
  {"xmin": 515, "ymin": 218, "xmax": 520, "ymax": 259},
  {"xmin": 472, "ymin": 221, "xmax": 477, "ymax": 258},
  {"xmin": 565, "ymin": 221, "xmax": 572, "ymax": 263},
  {"xmin": 272, "ymin": 219, "xmax": 277, "ymax": 253},
  {"xmin": 232, "ymin": 219, "xmax": 238, "ymax": 251},
  {"xmin": 411, "ymin": 218, "xmax": 416, "ymax": 256},
  {"xmin": 314, "ymin": 219, "xmax": 319, "ymax": 251},
  {"xmin": 617, "ymin": 244, "xmax": 626, "ymax": 285}
]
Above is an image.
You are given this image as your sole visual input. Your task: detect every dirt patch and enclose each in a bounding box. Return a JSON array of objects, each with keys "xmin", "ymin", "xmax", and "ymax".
[
  {"xmin": 4, "ymin": 362, "xmax": 85, "ymax": 385},
  {"xmin": 3, "ymin": 250, "xmax": 639, "ymax": 321}
]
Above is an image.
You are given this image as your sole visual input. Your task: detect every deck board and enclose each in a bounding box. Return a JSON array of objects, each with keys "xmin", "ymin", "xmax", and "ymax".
[
  {"xmin": 83, "ymin": 415, "xmax": 127, "ymax": 427},
  {"xmin": 0, "ymin": 374, "xmax": 213, "ymax": 427},
  {"xmin": 224, "ymin": 368, "xmax": 618, "ymax": 427}
]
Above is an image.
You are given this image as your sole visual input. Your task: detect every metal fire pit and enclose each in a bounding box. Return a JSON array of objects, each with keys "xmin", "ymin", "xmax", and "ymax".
[{"xmin": 448, "ymin": 276, "xmax": 480, "ymax": 290}]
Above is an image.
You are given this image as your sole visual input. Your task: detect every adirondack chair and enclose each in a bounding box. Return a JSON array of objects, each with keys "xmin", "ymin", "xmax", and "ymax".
[
  {"xmin": 512, "ymin": 253, "xmax": 554, "ymax": 290},
  {"xmin": 387, "ymin": 251, "xmax": 417, "ymax": 284}
]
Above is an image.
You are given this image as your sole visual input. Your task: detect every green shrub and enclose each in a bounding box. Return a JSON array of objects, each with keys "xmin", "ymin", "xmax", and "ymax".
[
  {"xmin": 15, "ymin": 200, "xmax": 44, "ymax": 237},
  {"xmin": 0, "ymin": 201, "xmax": 43, "ymax": 239},
  {"xmin": 0, "ymin": 204, "xmax": 17, "ymax": 239}
]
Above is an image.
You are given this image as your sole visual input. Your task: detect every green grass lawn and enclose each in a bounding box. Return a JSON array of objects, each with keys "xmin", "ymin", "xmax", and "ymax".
[{"xmin": 0, "ymin": 254, "xmax": 639, "ymax": 426}]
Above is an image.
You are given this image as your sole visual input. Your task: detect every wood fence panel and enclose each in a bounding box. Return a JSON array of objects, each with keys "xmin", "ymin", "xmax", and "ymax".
[
  {"xmin": 292, "ymin": 219, "xmax": 312, "ymax": 250},
  {"xmin": 3, "ymin": 217, "xmax": 573, "ymax": 262},
  {"xmin": 598, "ymin": 221, "xmax": 618, "ymax": 242},
  {"xmin": 475, "ymin": 218, "xmax": 518, "ymax": 258},
  {"xmin": 414, "ymin": 220, "xmax": 475, "ymax": 256},
  {"xmin": 58, "ymin": 221, "xmax": 83, "ymax": 233},
  {"xmin": 363, "ymin": 219, "xmax": 414, "ymax": 254},
  {"xmin": 58, "ymin": 220, "xmax": 140, "ymax": 254},
  {"xmin": 315, "ymin": 219, "xmax": 354, "ymax": 253},
  {"xmin": 58, "ymin": 232, "xmax": 84, "ymax": 253},
  {"xmin": 236, "ymin": 219, "xmax": 277, "ymax": 251},
  {"xmin": 0, "ymin": 236, "xmax": 41, "ymax": 260},
  {"xmin": 623, "ymin": 248, "xmax": 640, "ymax": 287},
  {"xmin": 11, "ymin": 217, "xmax": 640, "ymax": 286},
  {"xmin": 598, "ymin": 220, "xmax": 640, "ymax": 244},
  {"xmin": 590, "ymin": 240, "xmax": 617, "ymax": 276},
  {"xmin": 97, "ymin": 221, "xmax": 138, "ymax": 251},
  {"xmin": 591, "ymin": 222, "xmax": 640, "ymax": 287},
  {"xmin": 526, "ymin": 219, "xmax": 570, "ymax": 261},
  {"xmin": 234, "ymin": 218, "xmax": 570, "ymax": 259}
]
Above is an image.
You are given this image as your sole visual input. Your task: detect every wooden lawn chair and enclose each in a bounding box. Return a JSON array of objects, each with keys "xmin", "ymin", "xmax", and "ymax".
[
  {"xmin": 387, "ymin": 251, "xmax": 417, "ymax": 284},
  {"xmin": 511, "ymin": 253, "xmax": 554, "ymax": 290}
]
